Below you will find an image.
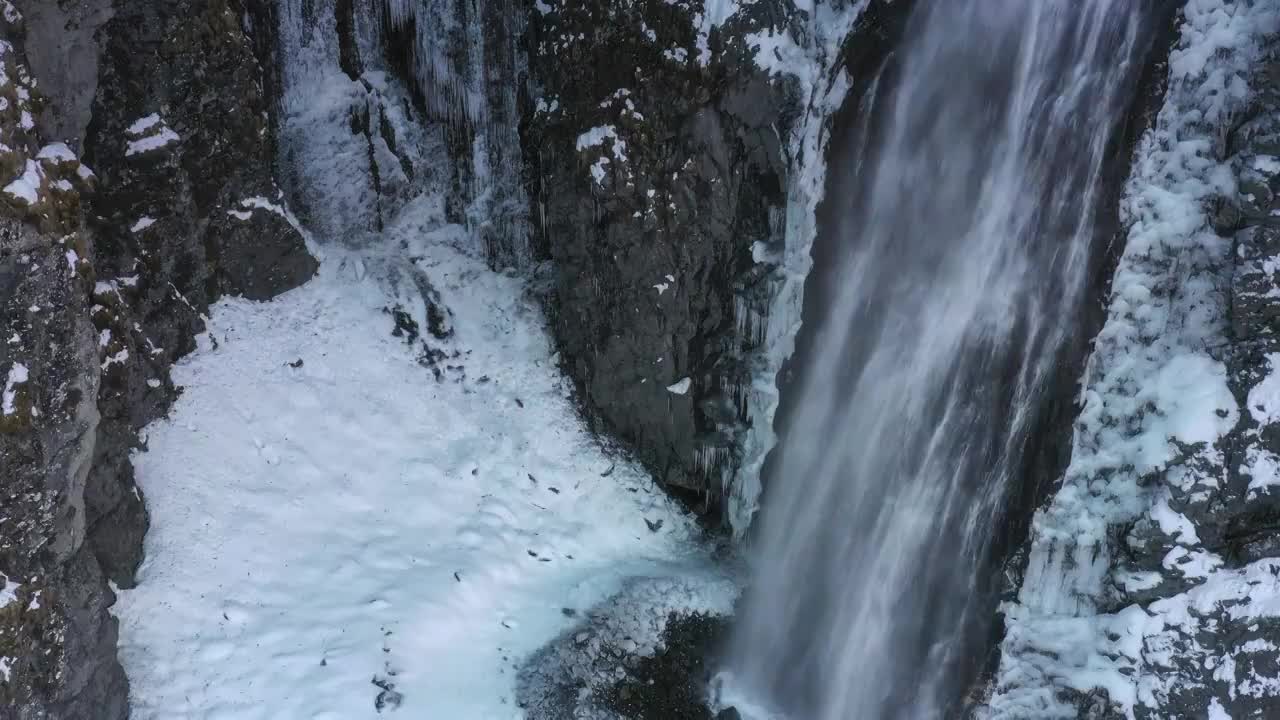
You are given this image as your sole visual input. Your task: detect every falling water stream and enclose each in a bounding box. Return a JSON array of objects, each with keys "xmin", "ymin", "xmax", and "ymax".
[{"xmin": 727, "ymin": 2, "xmax": 1154, "ymax": 718}]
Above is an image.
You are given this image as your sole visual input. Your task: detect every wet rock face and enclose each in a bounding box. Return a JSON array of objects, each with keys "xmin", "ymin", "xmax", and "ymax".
[
  {"xmin": 602, "ymin": 612, "xmax": 729, "ymax": 720},
  {"xmin": 525, "ymin": 0, "xmax": 801, "ymax": 510},
  {"xmin": 1, "ymin": 0, "xmax": 315, "ymax": 716}
]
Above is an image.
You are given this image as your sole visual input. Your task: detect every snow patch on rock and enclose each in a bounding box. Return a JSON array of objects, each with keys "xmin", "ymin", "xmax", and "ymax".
[
  {"xmin": 125, "ymin": 114, "xmax": 180, "ymax": 157},
  {"xmin": 35, "ymin": 143, "xmax": 76, "ymax": 164},
  {"xmin": 126, "ymin": 114, "xmax": 162, "ymax": 135},
  {"xmin": 125, "ymin": 128, "xmax": 179, "ymax": 157},
  {"xmin": 3, "ymin": 362, "xmax": 28, "ymax": 415},
  {"xmin": 3, "ymin": 159, "xmax": 41, "ymax": 204}
]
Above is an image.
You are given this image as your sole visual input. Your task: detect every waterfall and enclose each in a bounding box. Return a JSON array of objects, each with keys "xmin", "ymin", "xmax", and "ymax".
[{"xmin": 725, "ymin": 2, "xmax": 1153, "ymax": 718}]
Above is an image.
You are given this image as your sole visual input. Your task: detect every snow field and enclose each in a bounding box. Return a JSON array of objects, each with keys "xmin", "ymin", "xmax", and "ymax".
[{"xmin": 115, "ymin": 215, "xmax": 727, "ymax": 719}]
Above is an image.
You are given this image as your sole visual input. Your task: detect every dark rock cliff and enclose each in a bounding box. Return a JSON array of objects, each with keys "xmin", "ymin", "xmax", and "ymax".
[
  {"xmin": 0, "ymin": 0, "xmax": 315, "ymax": 716},
  {"xmin": 524, "ymin": 0, "xmax": 804, "ymax": 514},
  {"xmin": 0, "ymin": 8, "xmax": 128, "ymax": 716}
]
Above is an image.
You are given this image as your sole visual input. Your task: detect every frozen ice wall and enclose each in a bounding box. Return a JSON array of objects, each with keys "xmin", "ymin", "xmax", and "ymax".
[{"xmin": 274, "ymin": 0, "xmax": 529, "ymax": 265}]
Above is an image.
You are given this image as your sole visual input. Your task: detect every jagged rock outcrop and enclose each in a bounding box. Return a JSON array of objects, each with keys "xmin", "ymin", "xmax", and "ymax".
[
  {"xmin": 525, "ymin": 0, "xmax": 811, "ymax": 512},
  {"xmin": 1, "ymin": 0, "xmax": 316, "ymax": 716},
  {"xmin": 1116, "ymin": 29, "xmax": 1280, "ymax": 717}
]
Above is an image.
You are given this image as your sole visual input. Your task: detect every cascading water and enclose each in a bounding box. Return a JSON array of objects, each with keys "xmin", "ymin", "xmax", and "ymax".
[{"xmin": 726, "ymin": 2, "xmax": 1155, "ymax": 718}]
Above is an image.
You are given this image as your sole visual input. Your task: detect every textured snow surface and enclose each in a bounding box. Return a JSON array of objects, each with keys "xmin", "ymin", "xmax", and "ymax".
[
  {"xmin": 115, "ymin": 216, "xmax": 720, "ymax": 718},
  {"xmin": 986, "ymin": 1, "xmax": 1280, "ymax": 717}
]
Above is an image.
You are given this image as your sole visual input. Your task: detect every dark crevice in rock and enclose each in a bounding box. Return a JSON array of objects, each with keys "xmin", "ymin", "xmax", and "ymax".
[
  {"xmin": 335, "ymin": 0, "xmax": 363, "ymax": 80},
  {"xmin": 1223, "ymin": 506, "xmax": 1280, "ymax": 566},
  {"xmin": 362, "ymin": 106, "xmax": 386, "ymax": 232},
  {"xmin": 380, "ymin": 106, "xmax": 416, "ymax": 182}
]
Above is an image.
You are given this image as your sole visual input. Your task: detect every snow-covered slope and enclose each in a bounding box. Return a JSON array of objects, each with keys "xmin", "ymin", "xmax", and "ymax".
[{"xmin": 113, "ymin": 208, "xmax": 728, "ymax": 718}]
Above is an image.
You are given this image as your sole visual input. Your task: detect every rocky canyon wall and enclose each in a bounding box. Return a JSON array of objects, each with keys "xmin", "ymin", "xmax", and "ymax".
[{"xmin": 0, "ymin": 1, "xmax": 314, "ymax": 716}]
